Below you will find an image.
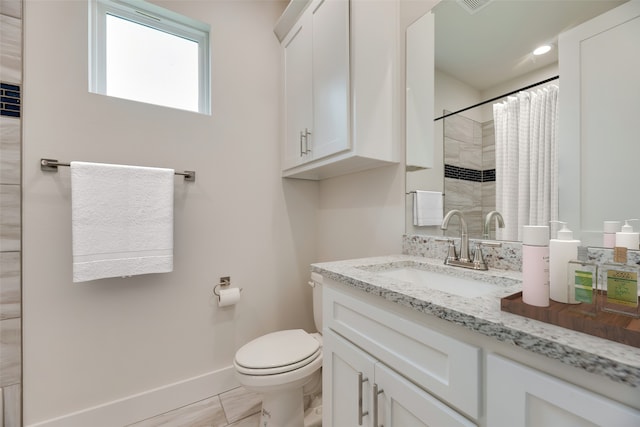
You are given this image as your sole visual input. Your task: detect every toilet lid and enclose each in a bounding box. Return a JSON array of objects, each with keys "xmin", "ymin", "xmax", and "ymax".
[{"xmin": 235, "ymin": 329, "xmax": 320, "ymax": 370}]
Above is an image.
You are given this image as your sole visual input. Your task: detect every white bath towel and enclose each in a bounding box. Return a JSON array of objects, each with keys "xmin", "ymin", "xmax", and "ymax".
[
  {"xmin": 70, "ymin": 161, "xmax": 174, "ymax": 283},
  {"xmin": 413, "ymin": 190, "xmax": 443, "ymax": 226}
]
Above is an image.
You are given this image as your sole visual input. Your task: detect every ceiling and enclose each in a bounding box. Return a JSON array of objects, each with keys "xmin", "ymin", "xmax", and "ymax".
[{"xmin": 434, "ymin": 0, "xmax": 627, "ymax": 91}]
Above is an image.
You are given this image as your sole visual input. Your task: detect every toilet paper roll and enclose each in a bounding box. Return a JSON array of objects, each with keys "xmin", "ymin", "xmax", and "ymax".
[{"xmin": 218, "ymin": 287, "xmax": 241, "ymax": 307}]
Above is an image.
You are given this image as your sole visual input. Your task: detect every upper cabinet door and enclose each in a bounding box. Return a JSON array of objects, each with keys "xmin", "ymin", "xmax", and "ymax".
[
  {"xmin": 558, "ymin": 1, "xmax": 640, "ymax": 243},
  {"xmin": 310, "ymin": 0, "xmax": 350, "ymax": 160},
  {"xmin": 282, "ymin": 14, "xmax": 313, "ymax": 170},
  {"xmin": 405, "ymin": 11, "xmax": 435, "ymax": 170}
]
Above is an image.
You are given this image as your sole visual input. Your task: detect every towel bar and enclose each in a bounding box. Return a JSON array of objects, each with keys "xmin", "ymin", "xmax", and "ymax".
[{"xmin": 40, "ymin": 158, "xmax": 196, "ymax": 182}]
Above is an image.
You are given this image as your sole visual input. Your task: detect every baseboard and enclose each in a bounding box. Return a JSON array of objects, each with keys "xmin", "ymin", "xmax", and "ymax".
[{"xmin": 28, "ymin": 366, "xmax": 239, "ymax": 427}]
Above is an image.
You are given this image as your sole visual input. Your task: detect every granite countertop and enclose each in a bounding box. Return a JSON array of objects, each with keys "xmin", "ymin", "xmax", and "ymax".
[{"xmin": 311, "ymin": 254, "xmax": 640, "ymax": 388}]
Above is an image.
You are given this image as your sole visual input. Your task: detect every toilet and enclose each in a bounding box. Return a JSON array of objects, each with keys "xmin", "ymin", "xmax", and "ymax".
[{"xmin": 233, "ymin": 273, "xmax": 323, "ymax": 427}]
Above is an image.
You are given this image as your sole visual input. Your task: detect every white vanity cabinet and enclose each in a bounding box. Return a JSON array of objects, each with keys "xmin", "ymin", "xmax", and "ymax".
[
  {"xmin": 487, "ymin": 354, "xmax": 640, "ymax": 427},
  {"xmin": 276, "ymin": 0, "xmax": 400, "ymax": 180},
  {"xmin": 322, "ymin": 272, "xmax": 640, "ymax": 427},
  {"xmin": 325, "ymin": 329, "xmax": 475, "ymax": 427},
  {"xmin": 323, "ymin": 282, "xmax": 480, "ymax": 426}
]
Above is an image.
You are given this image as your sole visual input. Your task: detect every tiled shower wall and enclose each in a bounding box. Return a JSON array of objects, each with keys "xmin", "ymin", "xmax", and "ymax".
[
  {"xmin": 0, "ymin": 0, "xmax": 23, "ymax": 425},
  {"xmin": 443, "ymin": 113, "xmax": 495, "ymax": 239}
]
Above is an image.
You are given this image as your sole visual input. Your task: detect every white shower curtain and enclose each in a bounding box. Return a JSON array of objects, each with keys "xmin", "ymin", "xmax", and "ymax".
[{"xmin": 494, "ymin": 85, "xmax": 559, "ymax": 241}]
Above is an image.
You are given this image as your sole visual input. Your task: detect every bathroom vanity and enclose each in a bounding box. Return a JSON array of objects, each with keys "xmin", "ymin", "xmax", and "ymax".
[{"xmin": 313, "ymin": 255, "xmax": 640, "ymax": 427}]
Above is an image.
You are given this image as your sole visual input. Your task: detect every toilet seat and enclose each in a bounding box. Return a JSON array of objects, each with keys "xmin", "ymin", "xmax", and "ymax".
[{"xmin": 234, "ymin": 329, "xmax": 321, "ymax": 376}]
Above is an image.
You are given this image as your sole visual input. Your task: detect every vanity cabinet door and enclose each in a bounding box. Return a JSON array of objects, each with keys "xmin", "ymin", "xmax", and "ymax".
[
  {"xmin": 323, "ymin": 329, "xmax": 376, "ymax": 427},
  {"xmin": 487, "ymin": 354, "xmax": 640, "ymax": 427},
  {"xmin": 375, "ymin": 362, "xmax": 476, "ymax": 427},
  {"xmin": 324, "ymin": 329, "xmax": 477, "ymax": 427}
]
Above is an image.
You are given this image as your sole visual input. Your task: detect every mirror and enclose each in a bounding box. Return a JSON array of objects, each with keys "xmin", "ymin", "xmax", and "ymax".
[{"xmin": 406, "ymin": 0, "xmax": 629, "ymax": 243}]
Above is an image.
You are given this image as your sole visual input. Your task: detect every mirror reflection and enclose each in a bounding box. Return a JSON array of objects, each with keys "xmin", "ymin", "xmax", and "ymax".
[{"xmin": 406, "ymin": 0, "xmax": 627, "ymax": 241}]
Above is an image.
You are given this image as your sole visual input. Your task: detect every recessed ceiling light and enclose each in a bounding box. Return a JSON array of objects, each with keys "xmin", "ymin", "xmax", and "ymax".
[{"xmin": 533, "ymin": 44, "xmax": 552, "ymax": 56}]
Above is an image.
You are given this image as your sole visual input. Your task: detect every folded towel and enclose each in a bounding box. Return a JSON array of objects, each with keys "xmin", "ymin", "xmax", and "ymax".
[
  {"xmin": 413, "ymin": 190, "xmax": 443, "ymax": 226},
  {"xmin": 71, "ymin": 162, "xmax": 174, "ymax": 282}
]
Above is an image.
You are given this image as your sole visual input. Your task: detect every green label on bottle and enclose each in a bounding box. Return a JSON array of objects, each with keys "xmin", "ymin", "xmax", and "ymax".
[
  {"xmin": 607, "ymin": 270, "xmax": 639, "ymax": 308},
  {"xmin": 574, "ymin": 270, "xmax": 593, "ymax": 304}
]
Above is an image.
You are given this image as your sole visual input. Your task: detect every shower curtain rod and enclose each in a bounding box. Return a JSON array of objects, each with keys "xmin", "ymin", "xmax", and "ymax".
[{"xmin": 434, "ymin": 75, "xmax": 559, "ymax": 122}]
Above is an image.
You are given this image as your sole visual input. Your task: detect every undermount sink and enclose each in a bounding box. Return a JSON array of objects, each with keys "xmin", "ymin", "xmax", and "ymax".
[{"xmin": 375, "ymin": 267, "xmax": 498, "ymax": 298}]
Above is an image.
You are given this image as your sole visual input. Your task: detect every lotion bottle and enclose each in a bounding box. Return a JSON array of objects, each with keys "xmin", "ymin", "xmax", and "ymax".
[
  {"xmin": 615, "ymin": 219, "xmax": 639, "ymax": 250},
  {"xmin": 549, "ymin": 221, "xmax": 580, "ymax": 304},
  {"xmin": 603, "ymin": 221, "xmax": 620, "ymax": 248},
  {"xmin": 522, "ymin": 225, "xmax": 550, "ymax": 307},
  {"xmin": 601, "ymin": 247, "xmax": 639, "ymax": 318}
]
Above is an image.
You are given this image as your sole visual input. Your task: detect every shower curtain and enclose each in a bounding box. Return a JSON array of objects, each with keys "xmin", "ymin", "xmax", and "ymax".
[{"xmin": 494, "ymin": 85, "xmax": 559, "ymax": 241}]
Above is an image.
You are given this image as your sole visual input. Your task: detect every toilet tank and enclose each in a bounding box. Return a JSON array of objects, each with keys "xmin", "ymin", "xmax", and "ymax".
[{"xmin": 310, "ymin": 272, "xmax": 323, "ymax": 333}]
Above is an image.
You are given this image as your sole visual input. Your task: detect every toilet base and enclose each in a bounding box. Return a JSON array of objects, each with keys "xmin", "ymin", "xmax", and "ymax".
[{"xmin": 260, "ymin": 386, "xmax": 304, "ymax": 427}]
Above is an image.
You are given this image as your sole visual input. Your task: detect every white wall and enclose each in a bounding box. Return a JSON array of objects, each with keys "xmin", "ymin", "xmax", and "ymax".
[{"xmin": 22, "ymin": 0, "xmax": 323, "ymax": 424}]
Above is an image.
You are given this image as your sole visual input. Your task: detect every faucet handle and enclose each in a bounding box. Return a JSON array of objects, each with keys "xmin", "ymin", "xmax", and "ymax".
[
  {"xmin": 471, "ymin": 241, "xmax": 502, "ymax": 270},
  {"xmin": 436, "ymin": 238, "xmax": 458, "ymax": 263}
]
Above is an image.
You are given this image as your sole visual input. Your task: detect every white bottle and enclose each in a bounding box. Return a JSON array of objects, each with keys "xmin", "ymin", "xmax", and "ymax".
[
  {"xmin": 549, "ymin": 221, "xmax": 580, "ymax": 304},
  {"xmin": 603, "ymin": 221, "xmax": 621, "ymax": 248},
  {"xmin": 615, "ymin": 219, "xmax": 639, "ymax": 250},
  {"xmin": 522, "ymin": 225, "xmax": 550, "ymax": 307}
]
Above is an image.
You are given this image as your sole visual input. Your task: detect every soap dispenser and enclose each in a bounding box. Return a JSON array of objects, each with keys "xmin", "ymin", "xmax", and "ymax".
[
  {"xmin": 615, "ymin": 219, "xmax": 639, "ymax": 250},
  {"xmin": 549, "ymin": 221, "xmax": 580, "ymax": 304}
]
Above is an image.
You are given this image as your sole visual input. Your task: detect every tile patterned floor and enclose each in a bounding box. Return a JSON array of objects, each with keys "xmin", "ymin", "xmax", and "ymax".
[{"xmin": 126, "ymin": 386, "xmax": 262, "ymax": 427}]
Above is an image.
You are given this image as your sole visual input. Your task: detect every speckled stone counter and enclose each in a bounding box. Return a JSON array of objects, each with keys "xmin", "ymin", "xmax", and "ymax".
[{"xmin": 311, "ymin": 254, "xmax": 640, "ymax": 388}]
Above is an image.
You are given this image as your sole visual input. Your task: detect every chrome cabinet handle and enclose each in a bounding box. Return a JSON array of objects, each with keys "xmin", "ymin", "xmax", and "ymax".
[
  {"xmin": 300, "ymin": 130, "xmax": 305, "ymax": 156},
  {"xmin": 303, "ymin": 128, "xmax": 312, "ymax": 154},
  {"xmin": 373, "ymin": 383, "xmax": 383, "ymax": 427},
  {"xmin": 358, "ymin": 372, "xmax": 369, "ymax": 425}
]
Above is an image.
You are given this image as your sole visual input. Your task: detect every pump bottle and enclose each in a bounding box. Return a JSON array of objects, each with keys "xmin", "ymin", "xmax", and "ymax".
[
  {"xmin": 549, "ymin": 221, "xmax": 580, "ymax": 304},
  {"xmin": 615, "ymin": 219, "xmax": 639, "ymax": 250}
]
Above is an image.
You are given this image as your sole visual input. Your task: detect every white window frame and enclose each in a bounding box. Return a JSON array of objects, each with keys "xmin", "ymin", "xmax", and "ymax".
[{"xmin": 89, "ymin": 0, "xmax": 211, "ymax": 114}]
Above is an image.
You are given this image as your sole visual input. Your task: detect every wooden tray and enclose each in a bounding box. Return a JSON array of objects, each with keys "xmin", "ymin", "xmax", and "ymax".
[{"xmin": 501, "ymin": 292, "xmax": 640, "ymax": 348}]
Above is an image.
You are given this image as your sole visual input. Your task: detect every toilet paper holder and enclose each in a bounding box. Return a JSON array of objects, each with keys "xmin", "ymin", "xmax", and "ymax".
[{"xmin": 213, "ymin": 276, "xmax": 242, "ymax": 300}]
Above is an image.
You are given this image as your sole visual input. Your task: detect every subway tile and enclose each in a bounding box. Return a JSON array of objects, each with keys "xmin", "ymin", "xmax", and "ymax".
[
  {"xmin": 219, "ymin": 387, "xmax": 261, "ymax": 425},
  {"xmin": 0, "ymin": 14, "xmax": 21, "ymax": 84},
  {"xmin": 0, "ymin": 318, "xmax": 20, "ymax": 387},
  {"xmin": 126, "ymin": 395, "xmax": 226, "ymax": 427},
  {"xmin": 0, "ymin": 83, "xmax": 21, "ymax": 119},
  {"xmin": 0, "ymin": 185, "xmax": 20, "ymax": 252},
  {"xmin": 2, "ymin": 383, "xmax": 20, "ymax": 427},
  {"xmin": 0, "ymin": 252, "xmax": 19, "ymax": 320},
  {"xmin": 0, "ymin": 116, "xmax": 20, "ymax": 185},
  {"xmin": 0, "ymin": 0, "xmax": 22, "ymax": 19}
]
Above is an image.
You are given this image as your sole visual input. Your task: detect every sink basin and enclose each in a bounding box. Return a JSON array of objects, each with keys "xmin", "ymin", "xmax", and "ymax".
[{"xmin": 375, "ymin": 267, "xmax": 497, "ymax": 298}]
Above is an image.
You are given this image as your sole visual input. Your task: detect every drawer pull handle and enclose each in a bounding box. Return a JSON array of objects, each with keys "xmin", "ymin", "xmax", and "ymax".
[
  {"xmin": 358, "ymin": 372, "xmax": 369, "ymax": 425},
  {"xmin": 373, "ymin": 383, "xmax": 384, "ymax": 427}
]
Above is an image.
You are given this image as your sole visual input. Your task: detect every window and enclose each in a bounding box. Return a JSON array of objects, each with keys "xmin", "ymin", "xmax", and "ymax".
[{"xmin": 90, "ymin": 0, "xmax": 210, "ymax": 114}]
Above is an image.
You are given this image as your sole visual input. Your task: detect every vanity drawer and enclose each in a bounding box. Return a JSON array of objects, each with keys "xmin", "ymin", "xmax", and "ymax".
[{"xmin": 324, "ymin": 284, "xmax": 481, "ymax": 419}]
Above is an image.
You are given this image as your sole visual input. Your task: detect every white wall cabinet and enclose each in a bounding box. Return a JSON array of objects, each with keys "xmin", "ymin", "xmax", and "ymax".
[
  {"xmin": 276, "ymin": 0, "xmax": 400, "ymax": 180},
  {"xmin": 487, "ymin": 354, "xmax": 640, "ymax": 427}
]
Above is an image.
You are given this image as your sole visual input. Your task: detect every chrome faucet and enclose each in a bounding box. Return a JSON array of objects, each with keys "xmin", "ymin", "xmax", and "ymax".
[
  {"xmin": 441, "ymin": 209, "xmax": 501, "ymax": 270},
  {"xmin": 441, "ymin": 209, "xmax": 470, "ymax": 263},
  {"xmin": 483, "ymin": 211, "xmax": 505, "ymax": 239}
]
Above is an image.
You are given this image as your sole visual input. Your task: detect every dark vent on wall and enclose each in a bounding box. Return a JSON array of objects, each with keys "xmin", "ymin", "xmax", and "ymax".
[
  {"xmin": 1, "ymin": 82, "xmax": 21, "ymax": 118},
  {"xmin": 456, "ymin": 0, "xmax": 493, "ymax": 14},
  {"xmin": 445, "ymin": 164, "xmax": 495, "ymax": 183}
]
